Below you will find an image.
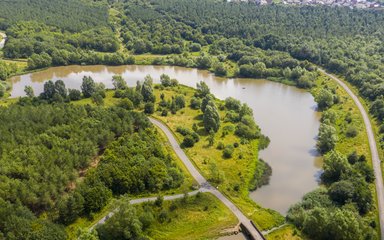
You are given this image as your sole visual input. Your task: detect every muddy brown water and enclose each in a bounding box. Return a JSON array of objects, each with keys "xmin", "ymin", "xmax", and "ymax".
[{"xmin": 9, "ymin": 65, "xmax": 322, "ymax": 214}]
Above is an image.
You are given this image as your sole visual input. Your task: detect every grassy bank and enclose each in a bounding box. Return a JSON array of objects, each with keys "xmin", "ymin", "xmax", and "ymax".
[{"xmin": 152, "ymin": 85, "xmax": 284, "ymax": 230}]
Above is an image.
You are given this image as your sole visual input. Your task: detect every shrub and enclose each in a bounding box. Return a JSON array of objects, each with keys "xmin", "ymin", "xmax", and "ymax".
[
  {"xmin": 144, "ymin": 102, "xmax": 154, "ymax": 114},
  {"xmin": 118, "ymin": 98, "xmax": 134, "ymax": 110},
  {"xmin": 346, "ymin": 126, "xmax": 358, "ymax": 138},
  {"xmin": 217, "ymin": 142, "xmax": 225, "ymax": 150},
  {"xmin": 223, "ymin": 145, "xmax": 234, "ymax": 158}
]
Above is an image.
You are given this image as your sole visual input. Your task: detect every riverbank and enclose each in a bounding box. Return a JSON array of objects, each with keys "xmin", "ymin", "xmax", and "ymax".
[{"xmin": 5, "ymin": 65, "xmax": 321, "ymax": 216}]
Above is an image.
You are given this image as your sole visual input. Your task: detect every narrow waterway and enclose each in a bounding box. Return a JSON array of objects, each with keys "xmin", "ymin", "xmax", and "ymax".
[{"xmin": 9, "ymin": 65, "xmax": 322, "ymax": 214}]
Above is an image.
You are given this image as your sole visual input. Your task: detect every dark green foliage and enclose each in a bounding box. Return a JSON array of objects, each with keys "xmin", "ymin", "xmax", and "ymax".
[
  {"xmin": 81, "ymin": 76, "xmax": 96, "ymax": 98},
  {"xmin": 144, "ymin": 102, "xmax": 154, "ymax": 114},
  {"xmin": 249, "ymin": 159, "xmax": 272, "ymax": 191},
  {"xmin": 97, "ymin": 202, "xmax": 146, "ymax": 240},
  {"xmin": 321, "ymin": 151, "xmax": 351, "ymax": 184},
  {"xmin": 328, "ymin": 180, "xmax": 354, "ymax": 205},
  {"xmin": 177, "ymin": 126, "xmax": 200, "ymax": 148},
  {"xmin": 82, "ymin": 183, "xmax": 112, "ymax": 214},
  {"xmin": 195, "ymin": 56, "xmax": 212, "ymax": 69},
  {"xmin": 317, "ymin": 123, "xmax": 337, "ymax": 154},
  {"xmin": 24, "ymin": 86, "xmax": 35, "ymax": 98},
  {"xmin": 190, "ymin": 97, "xmax": 201, "ymax": 110},
  {"xmin": 0, "ymin": 102, "xmax": 153, "ymax": 236},
  {"xmin": 0, "ymin": 0, "xmax": 108, "ymax": 32},
  {"xmin": 68, "ymin": 89, "xmax": 81, "ymax": 101},
  {"xmin": 0, "ymin": 199, "xmax": 66, "ymax": 240},
  {"xmin": 287, "ymin": 188, "xmax": 371, "ymax": 240},
  {"xmin": 315, "ymin": 89, "xmax": 335, "ymax": 111},
  {"xmin": 222, "ymin": 145, "xmax": 234, "ymax": 159},
  {"xmin": 160, "ymin": 74, "xmax": 178, "ymax": 87},
  {"xmin": 91, "ymin": 130, "xmax": 184, "ymax": 195},
  {"xmin": 58, "ymin": 191, "xmax": 85, "ymax": 225},
  {"xmin": 141, "ymin": 75, "xmax": 155, "ymax": 103}
]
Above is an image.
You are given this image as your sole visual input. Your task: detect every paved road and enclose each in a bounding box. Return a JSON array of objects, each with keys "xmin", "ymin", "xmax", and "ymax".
[
  {"xmin": 149, "ymin": 117, "xmax": 264, "ymax": 240},
  {"xmin": 91, "ymin": 118, "xmax": 265, "ymax": 239},
  {"xmin": 0, "ymin": 32, "xmax": 6, "ymax": 49},
  {"xmin": 319, "ymin": 69, "xmax": 384, "ymax": 239}
]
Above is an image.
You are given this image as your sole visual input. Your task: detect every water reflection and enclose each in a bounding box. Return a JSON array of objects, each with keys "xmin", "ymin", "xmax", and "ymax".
[{"xmin": 9, "ymin": 65, "xmax": 321, "ymax": 214}]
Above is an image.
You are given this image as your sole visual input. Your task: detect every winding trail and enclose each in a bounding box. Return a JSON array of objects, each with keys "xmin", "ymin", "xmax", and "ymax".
[
  {"xmin": 91, "ymin": 117, "xmax": 264, "ymax": 240},
  {"xmin": 0, "ymin": 32, "xmax": 6, "ymax": 49},
  {"xmin": 91, "ymin": 190, "xmax": 202, "ymax": 229},
  {"xmin": 319, "ymin": 69, "xmax": 384, "ymax": 239},
  {"xmin": 149, "ymin": 117, "xmax": 264, "ymax": 240}
]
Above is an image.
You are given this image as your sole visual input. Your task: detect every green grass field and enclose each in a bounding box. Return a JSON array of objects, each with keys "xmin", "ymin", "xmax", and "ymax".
[
  {"xmin": 142, "ymin": 192, "xmax": 238, "ymax": 240},
  {"xmin": 152, "ymin": 85, "xmax": 284, "ymax": 230}
]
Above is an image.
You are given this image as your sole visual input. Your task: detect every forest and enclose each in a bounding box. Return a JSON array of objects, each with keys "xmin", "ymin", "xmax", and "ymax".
[
  {"xmin": 0, "ymin": 77, "xmax": 185, "ymax": 239},
  {"xmin": 0, "ymin": 0, "xmax": 383, "ymax": 239},
  {"xmin": 116, "ymin": 0, "xmax": 384, "ymax": 155},
  {"xmin": 0, "ymin": 0, "xmax": 109, "ymax": 31}
]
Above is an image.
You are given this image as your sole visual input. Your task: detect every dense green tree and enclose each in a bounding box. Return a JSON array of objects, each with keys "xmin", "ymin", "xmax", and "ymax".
[
  {"xmin": 82, "ymin": 183, "xmax": 112, "ymax": 214},
  {"xmin": 144, "ymin": 102, "xmax": 154, "ymax": 114},
  {"xmin": 58, "ymin": 191, "xmax": 85, "ymax": 224},
  {"xmin": 54, "ymin": 80, "xmax": 67, "ymax": 98},
  {"xmin": 81, "ymin": 76, "xmax": 96, "ymax": 98},
  {"xmin": 321, "ymin": 151, "xmax": 351, "ymax": 184},
  {"xmin": 141, "ymin": 75, "xmax": 155, "ymax": 102},
  {"xmin": 24, "ymin": 85, "xmax": 35, "ymax": 98},
  {"xmin": 112, "ymin": 75, "xmax": 127, "ymax": 90},
  {"xmin": 203, "ymin": 101, "xmax": 220, "ymax": 132},
  {"xmin": 68, "ymin": 89, "xmax": 82, "ymax": 101},
  {"xmin": 317, "ymin": 123, "xmax": 337, "ymax": 154},
  {"xmin": 196, "ymin": 81, "xmax": 210, "ymax": 98},
  {"xmin": 315, "ymin": 89, "xmax": 334, "ymax": 111},
  {"xmin": 27, "ymin": 52, "xmax": 52, "ymax": 70},
  {"xmin": 97, "ymin": 202, "xmax": 146, "ymax": 240}
]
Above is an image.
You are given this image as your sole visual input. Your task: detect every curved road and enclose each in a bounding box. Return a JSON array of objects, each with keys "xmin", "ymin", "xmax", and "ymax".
[
  {"xmin": 149, "ymin": 117, "xmax": 264, "ymax": 240},
  {"xmin": 0, "ymin": 32, "xmax": 6, "ymax": 49},
  {"xmin": 319, "ymin": 69, "xmax": 384, "ymax": 239},
  {"xmin": 92, "ymin": 118, "xmax": 264, "ymax": 240}
]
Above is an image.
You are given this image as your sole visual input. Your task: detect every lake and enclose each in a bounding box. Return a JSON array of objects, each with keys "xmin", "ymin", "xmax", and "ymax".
[{"xmin": 10, "ymin": 65, "xmax": 322, "ymax": 214}]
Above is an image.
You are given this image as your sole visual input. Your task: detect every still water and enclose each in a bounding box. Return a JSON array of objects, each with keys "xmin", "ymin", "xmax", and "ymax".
[{"xmin": 10, "ymin": 65, "xmax": 322, "ymax": 214}]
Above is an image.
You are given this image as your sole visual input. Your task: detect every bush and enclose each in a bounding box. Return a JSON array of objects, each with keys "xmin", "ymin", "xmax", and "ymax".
[
  {"xmin": 182, "ymin": 135, "xmax": 196, "ymax": 148},
  {"xmin": 346, "ymin": 125, "xmax": 358, "ymax": 138},
  {"xmin": 118, "ymin": 98, "xmax": 134, "ymax": 110},
  {"xmin": 190, "ymin": 97, "xmax": 201, "ymax": 109},
  {"xmin": 68, "ymin": 89, "xmax": 82, "ymax": 101},
  {"xmin": 223, "ymin": 145, "xmax": 234, "ymax": 158},
  {"xmin": 217, "ymin": 142, "xmax": 225, "ymax": 150},
  {"xmin": 144, "ymin": 102, "xmax": 154, "ymax": 114}
]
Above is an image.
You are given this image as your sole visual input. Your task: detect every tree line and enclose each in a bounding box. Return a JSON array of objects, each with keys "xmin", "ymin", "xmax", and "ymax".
[{"xmin": 0, "ymin": 76, "xmax": 186, "ymax": 238}]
